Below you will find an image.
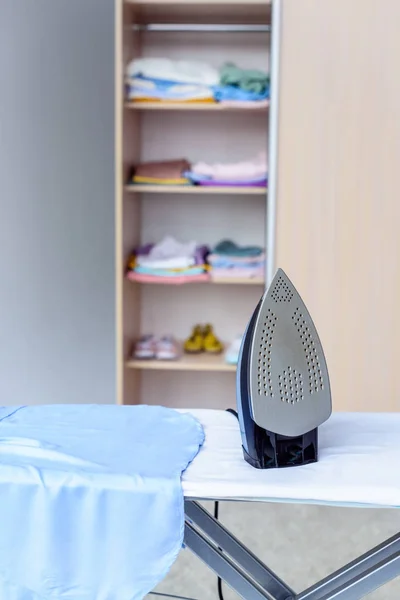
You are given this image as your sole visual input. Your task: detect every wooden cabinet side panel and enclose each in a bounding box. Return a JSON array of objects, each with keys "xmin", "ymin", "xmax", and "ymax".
[{"xmin": 276, "ymin": 0, "xmax": 400, "ymax": 411}]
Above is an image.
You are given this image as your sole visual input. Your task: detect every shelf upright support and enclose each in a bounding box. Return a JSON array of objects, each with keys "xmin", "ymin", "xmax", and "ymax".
[{"xmin": 266, "ymin": 0, "xmax": 282, "ymax": 288}]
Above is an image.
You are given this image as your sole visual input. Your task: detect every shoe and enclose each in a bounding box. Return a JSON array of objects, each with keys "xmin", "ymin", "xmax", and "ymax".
[
  {"xmin": 132, "ymin": 334, "xmax": 157, "ymax": 359},
  {"xmin": 203, "ymin": 324, "xmax": 223, "ymax": 354},
  {"xmin": 184, "ymin": 325, "xmax": 204, "ymax": 354},
  {"xmin": 225, "ymin": 335, "xmax": 243, "ymax": 365},
  {"xmin": 156, "ymin": 336, "xmax": 180, "ymax": 360}
]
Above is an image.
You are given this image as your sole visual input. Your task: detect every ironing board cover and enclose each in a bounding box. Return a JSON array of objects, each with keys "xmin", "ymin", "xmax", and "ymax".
[
  {"xmin": 180, "ymin": 409, "xmax": 400, "ymax": 508},
  {"xmin": 0, "ymin": 405, "xmax": 204, "ymax": 600}
]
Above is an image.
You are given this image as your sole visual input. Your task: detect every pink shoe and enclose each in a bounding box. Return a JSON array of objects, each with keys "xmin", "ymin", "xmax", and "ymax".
[
  {"xmin": 155, "ymin": 336, "xmax": 180, "ymax": 361},
  {"xmin": 133, "ymin": 335, "xmax": 157, "ymax": 359}
]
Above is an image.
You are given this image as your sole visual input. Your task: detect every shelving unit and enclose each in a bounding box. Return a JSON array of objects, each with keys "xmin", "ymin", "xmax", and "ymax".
[{"xmin": 116, "ymin": 0, "xmax": 272, "ymax": 408}]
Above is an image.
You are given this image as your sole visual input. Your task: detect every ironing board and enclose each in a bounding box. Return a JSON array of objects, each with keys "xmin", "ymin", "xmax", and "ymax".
[{"xmin": 180, "ymin": 409, "xmax": 400, "ymax": 600}]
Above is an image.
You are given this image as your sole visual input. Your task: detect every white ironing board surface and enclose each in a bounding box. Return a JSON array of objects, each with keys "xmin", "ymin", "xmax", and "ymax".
[{"xmin": 179, "ymin": 409, "xmax": 400, "ymax": 508}]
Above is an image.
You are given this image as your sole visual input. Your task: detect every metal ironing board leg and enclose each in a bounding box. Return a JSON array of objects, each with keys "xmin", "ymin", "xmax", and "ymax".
[
  {"xmin": 184, "ymin": 501, "xmax": 295, "ymax": 600},
  {"xmin": 183, "ymin": 501, "xmax": 400, "ymax": 600},
  {"xmin": 297, "ymin": 532, "xmax": 400, "ymax": 600},
  {"xmin": 184, "ymin": 523, "xmax": 291, "ymax": 600}
]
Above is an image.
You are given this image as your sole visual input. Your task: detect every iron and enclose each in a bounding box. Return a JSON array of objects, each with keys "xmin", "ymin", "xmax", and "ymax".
[{"xmin": 236, "ymin": 268, "xmax": 332, "ymax": 469}]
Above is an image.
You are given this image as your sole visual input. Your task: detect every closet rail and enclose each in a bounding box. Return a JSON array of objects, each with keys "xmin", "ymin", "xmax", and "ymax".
[{"xmin": 130, "ymin": 24, "xmax": 271, "ymax": 33}]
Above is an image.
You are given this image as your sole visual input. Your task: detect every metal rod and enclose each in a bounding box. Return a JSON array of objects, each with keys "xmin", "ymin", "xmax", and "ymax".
[
  {"xmin": 303, "ymin": 552, "xmax": 400, "ymax": 600},
  {"xmin": 266, "ymin": 0, "xmax": 282, "ymax": 287},
  {"xmin": 185, "ymin": 501, "xmax": 295, "ymax": 600},
  {"xmin": 130, "ymin": 24, "xmax": 271, "ymax": 33},
  {"xmin": 184, "ymin": 523, "xmax": 290, "ymax": 600},
  {"xmin": 297, "ymin": 532, "xmax": 400, "ymax": 600}
]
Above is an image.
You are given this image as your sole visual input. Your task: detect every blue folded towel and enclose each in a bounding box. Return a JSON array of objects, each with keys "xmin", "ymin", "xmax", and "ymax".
[
  {"xmin": 0, "ymin": 404, "xmax": 204, "ymax": 600},
  {"xmin": 212, "ymin": 85, "xmax": 269, "ymax": 103}
]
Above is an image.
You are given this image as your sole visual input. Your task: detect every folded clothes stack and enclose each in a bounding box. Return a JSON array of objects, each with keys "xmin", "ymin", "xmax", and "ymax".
[
  {"xmin": 125, "ymin": 57, "xmax": 269, "ymax": 106},
  {"xmin": 214, "ymin": 62, "xmax": 270, "ymax": 107},
  {"xmin": 131, "ymin": 152, "xmax": 267, "ymax": 188},
  {"xmin": 208, "ymin": 240, "xmax": 265, "ymax": 281},
  {"xmin": 131, "ymin": 159, "xmax": 191, "ymax": 186},
  {"xmin": 125, "ymin": 58, "xmax": 218, "ymax": 104},
  {"xmin": 185, "ymin": 152, "xmax": 267, "ymax": 188},
  {"xmin": 127, "ymin": 236, "xmax": 210, "ymax": 284}
]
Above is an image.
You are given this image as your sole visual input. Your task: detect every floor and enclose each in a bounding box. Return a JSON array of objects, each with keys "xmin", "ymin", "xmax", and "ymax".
[{"xmin": 152, "ymin": 501, "xmax": 400, "ymax": 599}]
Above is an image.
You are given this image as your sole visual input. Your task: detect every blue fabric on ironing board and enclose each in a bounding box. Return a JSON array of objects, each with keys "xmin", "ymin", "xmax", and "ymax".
[{"xmin": 0, "ymin": 404, "xmax": 204, "ymax": 600}]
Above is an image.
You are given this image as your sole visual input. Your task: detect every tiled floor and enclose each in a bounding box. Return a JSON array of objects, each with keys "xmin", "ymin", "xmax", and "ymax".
[{"xmin": 152, "ymin": 501, "xmax": 400, "ymax": 599}]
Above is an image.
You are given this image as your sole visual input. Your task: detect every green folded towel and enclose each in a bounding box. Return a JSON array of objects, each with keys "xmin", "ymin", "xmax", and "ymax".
[
  {"xmin": 220, "ymin": 63, "xmax": 270, "ymax": 95},
  {"xmin": 213, "ymin": 240, "xmax": 263, "ymax": 257}
]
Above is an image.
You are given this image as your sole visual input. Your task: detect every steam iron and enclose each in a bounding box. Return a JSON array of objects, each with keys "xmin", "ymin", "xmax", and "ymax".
[{"xmin": 236, "ymin": 268, "xmax": 332, "ymax": 469}]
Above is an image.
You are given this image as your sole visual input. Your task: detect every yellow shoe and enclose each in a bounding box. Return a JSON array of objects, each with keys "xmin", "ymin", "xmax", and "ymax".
[
  {"xmin": 184, "ymin": 325, "xmax": 204, "ymax": 354},
  {"xmin": 203, "ymin": 324, "xmax": 224, "ymax": 354}
]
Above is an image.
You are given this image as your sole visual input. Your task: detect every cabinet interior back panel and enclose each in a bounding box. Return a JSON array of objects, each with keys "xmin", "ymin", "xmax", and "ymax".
[
  {"xmin": 141, "ymin": 111, "xmax": 267, "ymax": 164},
  {"xmin": 141, "ymin": 195, "xmax": 265, "ymax": 247},
  {"xmin": 141, "ymin": 31, "xmax": 269, "ymax": 71},
  {"xmin": 141, "ymin": 284, "xmax": 263, "ymax": 341}
]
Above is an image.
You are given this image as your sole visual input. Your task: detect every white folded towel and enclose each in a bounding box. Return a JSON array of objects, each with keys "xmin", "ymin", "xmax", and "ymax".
[
  {"xmin": 137, "ymin": 257, "xmax": 195, "ymax": 270},
  {"xmin": 138, "ymin": 236, "xmax": 198, "ymax": 269},
  {"xmin": 126, "ymin": 58, "xmax": 219, "ymax": 87}
]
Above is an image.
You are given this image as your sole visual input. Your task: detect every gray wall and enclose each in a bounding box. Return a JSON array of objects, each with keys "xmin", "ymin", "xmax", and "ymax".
[{"xmin": 0, "ymin": 1, "xmax": 116, "ymax": 404}]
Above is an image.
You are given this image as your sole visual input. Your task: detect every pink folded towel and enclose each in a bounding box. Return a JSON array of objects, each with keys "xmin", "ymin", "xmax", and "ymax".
[
  {"xmin": 191, "ymin": 151, "xmax": 267, "ymax": 182},
  {"xmin": 210, "ymin": 268, "xmax": 264, "ymax": 280},
  {"xmin": 207, "ymin": 252, "xmax": 266, "ymax": 265},
  {"xmin": 127, "ymin": 272, "xmax": 210, "ymax": 285}
]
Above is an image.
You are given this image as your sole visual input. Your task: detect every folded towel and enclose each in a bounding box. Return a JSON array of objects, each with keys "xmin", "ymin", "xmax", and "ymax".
[
  {"xmin": 192, "ymin": 152, "xmax": 267, "ymax": 182},
  {"xmin": 208, "ymin": 252, "xmax": 266, "ymax": 266},
  {"xmin": 213, "ymin": 85, "xmax": 269, "ymax": 103},
  {"xmin": 133, "ymin": 241, "xmax": 208, "ymax": 269},
  {"xmin": 132, "ymin": 176, "xmax": 191, "ymax": 186},
  {"xmin": 127, "ymin": 76, "xmax": 215, "ymax": 102},
  {"xmin": 184, "ymin": 171, "xmax": 267, "ymax": 187},
  {"xmin": 198, "ymin": 178, "xmax": 267, "ymax": 188},
  {"xmin": 213, "ymin": 240, "xmax": 264, "ymax": 257},
  {"xmin": 219, "ymin": 62, "xmax": 270, "ymax": 95},
  {"xmin": 131, "ymin": 97, "xmax": 215, "ymax": 105},
  {"xmin": 135, "ymin": 266, "xmax": 207, "ymax": 277},
  {"xmin": 147, "ymin": 236, "xmax": 196, "ymax": 260},
  {"xmin": 210, "ymin": 268, "xmax": 264, "ymax": 280},
  {"xmin": 219, "ymin": 99, "xmax": 269, "ymax": 109},
  {"xmin": 136, "ymin": 256, "xmax": 195, "ymax": 269},
  {"xmin": 127, "ymin": 58, "xmax": 219, "ymax": 86},
  {"xmin": 134, "ymin": 160, "xmax": 191, "ymax": 181},
  {"xmin": 127, "ymin": 272, "xmax": 210, "ymax": 285}
]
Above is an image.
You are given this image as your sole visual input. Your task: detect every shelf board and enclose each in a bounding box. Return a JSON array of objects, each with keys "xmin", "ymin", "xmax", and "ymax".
[
  {"xmin": 210, "ymin": 277, "xmax": 265, "ymax": 285},
  {"xmin": 125, "ymin": 184, "xmax": 266, "ymax": 195},
  {"xmin": 126, "ymin": 353, "xmax": 236, "ymax": 372},
  {"xmin": 125, "ymin": 0, "xmax": 270, "ymax": 4},
  {"xmin": 127, "ymin": 274, "xmax": 265, "ymax": 286},
  {"xmin": 124, "ymin": 101, "xmax": 268, "ymax": 112},
  {"xmin": 124, "ymin": 1, "xmax": 271, "ymax": 27}
]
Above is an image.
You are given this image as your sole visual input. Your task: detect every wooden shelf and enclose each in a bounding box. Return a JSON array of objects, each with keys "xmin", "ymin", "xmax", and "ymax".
[
  {"xmin": 126, "ymin": 352, "xmax": 236, "ymax": 372},
  {"xmin": 125, "ymin": 101, "xmax": 268, "ymax": 112},
  {"xmin": 125, "ymin": 184, "xmax": 267, "ymax": 195},
  {"xmin": 127, "ymin": 275, "xmax": 265, "ymax": 286},
  {"xmin": 210, "ymin": 277, "xmax": 265, "ymax": 285},
  {"xmin": 124, "ymin": 1, "xmax": 271, "ymax": 27},
  {"xmin": 125, "ymin": 0, "xmax": 270, "ymax": 4}
]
